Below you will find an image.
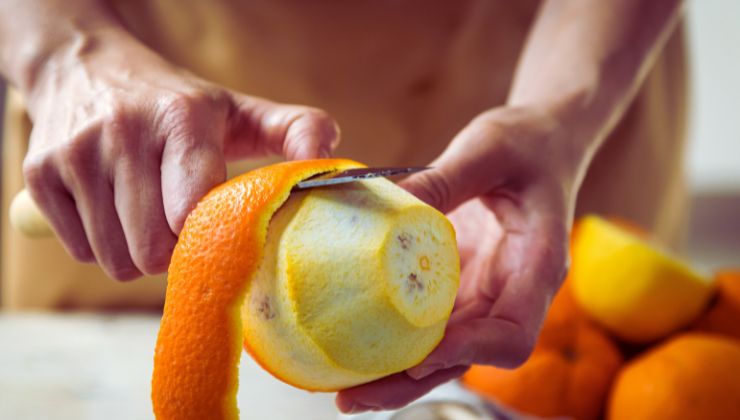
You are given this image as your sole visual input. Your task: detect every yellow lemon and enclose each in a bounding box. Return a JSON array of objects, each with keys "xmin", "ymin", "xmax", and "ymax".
[{"xmin": 570, "ymin": 216, "xmax": 714, "ymax": 343}]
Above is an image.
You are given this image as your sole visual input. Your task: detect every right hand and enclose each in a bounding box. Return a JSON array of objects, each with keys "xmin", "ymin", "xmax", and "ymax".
[{"xmin": 22, "ymin": 31, "xmax": 340, "ymax": 280}]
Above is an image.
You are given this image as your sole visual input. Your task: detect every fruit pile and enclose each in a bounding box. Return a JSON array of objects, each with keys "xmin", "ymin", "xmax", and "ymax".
[{"xmin": 463, "ymin": 215, "xmax": 740, "ymax": 420}]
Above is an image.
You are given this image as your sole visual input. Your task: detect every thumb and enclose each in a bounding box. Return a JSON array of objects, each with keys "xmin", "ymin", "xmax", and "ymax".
[
  {"xmin": 228, "ymin": 95, "xmax": 341, "ymax": 160},
  {"xmin": 406, "ymin": 317, "xmax": 534, "ymax": 380},
  {"xmin": 399, "ymin": 117, "xmax": 508, "ymax": 213}
]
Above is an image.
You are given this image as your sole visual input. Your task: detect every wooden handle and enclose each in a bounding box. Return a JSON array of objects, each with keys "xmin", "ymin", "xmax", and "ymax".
[{"xmin": 9, "ymin": 189, "xmax": 54, "ymax": 238}]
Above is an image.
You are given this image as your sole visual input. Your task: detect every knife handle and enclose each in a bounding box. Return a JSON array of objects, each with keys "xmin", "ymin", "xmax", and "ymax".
[{"xmin": 10, "ymin": 189, "xmax": 54, "ymax": 238}]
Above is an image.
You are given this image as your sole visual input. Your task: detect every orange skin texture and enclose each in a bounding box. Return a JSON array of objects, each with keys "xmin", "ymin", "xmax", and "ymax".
[
  {"xmin": 608, "ymin": 333, "xmax": 740, "ymax": 420},
  {"xmin": 151, "ymin": 159, "xmax": 363, "ymax": 420},
  {"xmin": 693, "ymin": 270, "xmax": 740, "ymax": 340},
  {"xmin": 462, "ymin": 281, "xmax": 623, "ymax": 420}
]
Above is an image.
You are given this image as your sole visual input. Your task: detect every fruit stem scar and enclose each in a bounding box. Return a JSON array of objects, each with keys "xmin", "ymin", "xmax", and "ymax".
[
  {"xmin": 419, "ymin": 255, "xmax": 430, "ymax": 271},
  {"xmin": 407, "ymin": 273, "xmax": 424, "ymax": 293},
  {"xmin": 257, "ymin": 296, "xmax": 277, "ymax": 320},
  {"xmin": 397, "ymin": 232, "xmax": 413, "ymax": 250},
  {"xmin": 561, "ymin": 346, "xmax": 578, "ymax": 362}
]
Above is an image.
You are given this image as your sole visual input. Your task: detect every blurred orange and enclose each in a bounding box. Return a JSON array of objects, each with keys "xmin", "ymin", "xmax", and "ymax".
[
  {"xmin": 463, "ymin": 281, "xmax": 623, "ymax": 420},
  {"xmin": 570, "ymin": 215, "xmax": 713, "ymax": 343},
  {"xmin": 608, "ymin": 333, "xmax": 740, "ymax": 420},
  {"xmin": 694, "ymin": 270, "xmax": 740, "ymax": 339}
]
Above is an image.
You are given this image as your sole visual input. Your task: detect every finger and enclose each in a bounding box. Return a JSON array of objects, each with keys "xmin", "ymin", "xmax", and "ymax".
[
  {"xmin": 336, "ymin": 366, "xmax": 469, "ymax": 414},
  {"xmin": 398, "ymin": 115, "xmax": 509, "ymax": 213},
  {"xmin": 70, "ymin": 174, "xmax": 142, "ymax": 281},
  {"xmin": 226, "ymin": 95, "xmax": 340, "ymax": 160},
  {"xmin": 23, "ymin": 156, "xmax": 94, "ymax": 262},
  {"xmin": 161, "ymin": 136, "xmax": 227, "ymax": 235},
  {"xmin": 409, "ymin": 209, "xmax": 569, "ymax": 379},
  {"xmin": 406, "ymin": 317, "xmax": 532, "ymax": 380},
  {"xmin": 399, "ymin": 108, "xmax": 555, "ymax": 213},
  {"xmin": 113, "ymin": 146, "xmax": 177, "ymax": 275}
]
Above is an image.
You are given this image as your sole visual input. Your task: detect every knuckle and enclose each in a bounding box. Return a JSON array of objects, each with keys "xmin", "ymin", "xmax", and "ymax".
[
  {"xmin": 159, "ymin": 90, "xmax": 226, "ymax": 146},
  {"xmin": 107, "ymin": 262, "xmax": 142, "ymax": 282},
  {"xmin": 68, "ymin": 245, "xmax": 96, "ymax": 264},
  {"xmin": 509, "ymin": 334, "xmax": 537, "ymax": 368},
  {"xmin": 416, "ymin": 170, "xmax": 452, "ymax": 212},
  {"xmin": 99, "ymin": 245, "xmax": 142, "ymax": 281},
  {"xmin": 106, "ymin": 100, "xmax": 134, "ymax": 126},
  {"xmin": 162, "ymin": 93, "xmax": 198, "ymax": 117},
  {"xmin": 22, "ymin": 153, "xmax": 55, "ymax": 190},
  {"xmin": 133, "ymin": 242, "xmax": 174, "ymax": 275},
  {"xmin": 160, "ymin": 88, "xmax": 226, "ymax": 122},
  {"xmin": 104, "ymin": 109, "xmax": 150, "ymax": 161},
  {"xmin": 58, "ymin": 135, "xmax": 96, "ymax": 169},
  {"xmin": 158, "ymin": 94, "xmax": 201, "ymax": 134}
]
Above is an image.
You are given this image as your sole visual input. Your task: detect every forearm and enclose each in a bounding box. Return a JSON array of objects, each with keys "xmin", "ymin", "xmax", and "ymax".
[
  {"xmin": 508, "ymin": 0, "xmax": 684, "ymax": 174},
  {"xmin": 0, "ymin": 0, "xmax": 129, "ymax": 98}
]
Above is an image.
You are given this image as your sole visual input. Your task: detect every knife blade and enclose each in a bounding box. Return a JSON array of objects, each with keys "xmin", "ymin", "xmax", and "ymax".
[{"xmin": 294, "ymin": 166, "xmax": 430, "ymax": 190}]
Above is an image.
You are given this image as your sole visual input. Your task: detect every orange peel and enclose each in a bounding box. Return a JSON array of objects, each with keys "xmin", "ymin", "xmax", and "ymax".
[{"xmin": 151, "ymin": 159, "xmax": 459, "ymax": 419}]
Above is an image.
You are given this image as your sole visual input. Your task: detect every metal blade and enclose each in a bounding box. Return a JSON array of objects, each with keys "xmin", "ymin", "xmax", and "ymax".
[{"xmin": 294, "ymin": 166, "xmax": 430, "ymax": 190}]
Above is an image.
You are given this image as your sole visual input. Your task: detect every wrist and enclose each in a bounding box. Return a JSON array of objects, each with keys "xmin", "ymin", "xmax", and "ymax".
[
  {"xmin": 23, "ymin": 26, "xmax": 120, "ymax": 103},
  {"xmin": 2, "ymin": 1, "xmax": 125, "ymax": 98},
  {"xmin": 23, "ymin": 26, "xmax": 164, "ymax": 121},
  {"xmin": 508, "ymin": 91, "xmax": 613, "ymax": 195}
]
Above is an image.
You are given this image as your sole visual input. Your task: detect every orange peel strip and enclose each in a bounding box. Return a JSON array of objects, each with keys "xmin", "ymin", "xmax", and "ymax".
[{"xmin": 152, "ymin": 159, "xmax": 363, "ymax": 420}]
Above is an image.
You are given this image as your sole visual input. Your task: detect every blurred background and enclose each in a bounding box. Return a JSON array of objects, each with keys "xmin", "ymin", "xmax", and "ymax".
[
  {"xmin": 683, "ymin": 1, "xmax": 740, "ymax": 269},
  {"xmin": 1, "ymin": 2, "xmax": 737, "ymax": 269}
]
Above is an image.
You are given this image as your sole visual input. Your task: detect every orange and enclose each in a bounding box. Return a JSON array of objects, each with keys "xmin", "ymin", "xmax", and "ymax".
[
  {"xmin": 571, "ymin": 215, "xmax": 714, "ymax": 343},
  {"xmin": 151, "ymin": 159, "xmax": 460, "ymax": 419},
  {"xmin": 694, "ymin": 270, "xmax": 740, "ymax": 339},
  {"xmin": 151, "ymin": 159, "xmax": 361, "ymax": 420},
  {"xmin": 241, "ymin": 170, "xmax": 459, "ymax": 391},
  {"xmin": 463, "ymin": 284, "xmax": 623, "ymax": 420},
  {"xmin": 608, "ymin": 333, "xmax": 740, "ymax": 420}
]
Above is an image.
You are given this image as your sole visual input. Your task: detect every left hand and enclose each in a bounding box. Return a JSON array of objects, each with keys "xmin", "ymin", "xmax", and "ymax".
[{"xmin": 336, "ymin": 106, "xmax": 582, "ymax": 413}]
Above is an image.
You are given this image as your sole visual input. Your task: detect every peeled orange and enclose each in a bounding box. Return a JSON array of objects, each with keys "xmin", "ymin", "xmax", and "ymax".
[
  {"xmin": 570, "ymin": 216, "xmax": 714, "ymax": 343},
  {"xmin": 152, "ymin": 160, "xmax": 459, "ymax": 419}
]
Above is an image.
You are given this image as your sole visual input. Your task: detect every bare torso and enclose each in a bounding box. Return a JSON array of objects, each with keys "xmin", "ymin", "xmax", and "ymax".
[
  {"xmin": 1, "ymin": 0, "xmax": 688, "ymax": 308},
  {"xmin": 113, "ymin": 0, "xmax": 540, "ymax": 165}
]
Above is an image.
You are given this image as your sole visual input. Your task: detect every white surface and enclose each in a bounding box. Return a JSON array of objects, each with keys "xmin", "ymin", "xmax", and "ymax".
[
  {"xmin": 0, "ymin": 313, "xmax": 538, "ymax": 420},
  {"xmin": 0, "ymin": 313, "xmax": 339, "ymax": 420},
  {"xmin": 686, "ymin": 1, "xmax": 740, "ymax": 191}
]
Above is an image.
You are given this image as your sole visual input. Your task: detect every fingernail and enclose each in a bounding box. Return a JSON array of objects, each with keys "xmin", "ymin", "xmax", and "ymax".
[{"xmin": 407, "ymin": 363, "xmax": 442, "ymax": 380}]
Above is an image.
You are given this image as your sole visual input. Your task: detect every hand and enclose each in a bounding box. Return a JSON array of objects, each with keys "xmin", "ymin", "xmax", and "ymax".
[
  {"xmin": 336, "ymin": 107, "xmax": 579, "ymax": 413},
  {"xmin": 22, "ymin": 32, "xmax": 339, "ymax": 280}
]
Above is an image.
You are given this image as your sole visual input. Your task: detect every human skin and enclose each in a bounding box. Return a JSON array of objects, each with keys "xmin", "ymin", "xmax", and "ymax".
[
  {"xmin": 335, "ymin": 0, "xmax": 684, "ymax": 412},
  {"xmin": 0, "ymin": 0, "xmax": 683, "ymax": 413},
  {"xmin": 0, "ymin": 0, "xmax": 340, "ymax": 279}
]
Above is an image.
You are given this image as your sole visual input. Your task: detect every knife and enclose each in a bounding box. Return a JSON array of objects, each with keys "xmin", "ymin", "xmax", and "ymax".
[
  {"xmin": 294, "ymin": 166, "xmax": 430, "ymax": 190},
  {"xmin": 9, "ymin": 166, "xmax": 431, "ymax": 238}
]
